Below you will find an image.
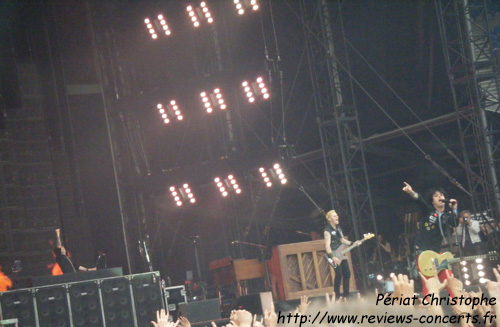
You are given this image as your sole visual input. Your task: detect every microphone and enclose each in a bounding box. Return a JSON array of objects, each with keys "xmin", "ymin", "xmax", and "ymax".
[
  {"xmin": 231, "ymin": 240, "xmax": 239, "ymax": 244},
  {"xmin": 439, "ymin": 199, "xmax": 457, "ymax": 204}
]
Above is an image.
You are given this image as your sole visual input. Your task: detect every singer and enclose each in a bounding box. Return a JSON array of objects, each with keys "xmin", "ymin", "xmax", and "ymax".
[{"xmin": 402, "ymin": 182, "xmax": 458, "ymax": 296}]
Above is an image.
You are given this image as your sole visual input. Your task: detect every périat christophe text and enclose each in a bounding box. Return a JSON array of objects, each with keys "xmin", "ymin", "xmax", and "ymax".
[{"xmin": 276, "ymin": 294, "xmax": 497, "ymax": 326}]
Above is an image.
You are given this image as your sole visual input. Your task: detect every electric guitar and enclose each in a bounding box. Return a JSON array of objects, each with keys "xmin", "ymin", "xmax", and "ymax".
[
  {"xmin": 325, "ymin": 233, "xmax": 375, "ymax": 268},
  {"xmin": 418, "ymin": 250, "xmax": 497, "ymax": 277}
]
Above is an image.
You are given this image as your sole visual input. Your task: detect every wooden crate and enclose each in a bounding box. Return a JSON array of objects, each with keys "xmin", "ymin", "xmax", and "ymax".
[{"xmin": 268, "ymin": 240, "xmax": 356, "ymax": 301}]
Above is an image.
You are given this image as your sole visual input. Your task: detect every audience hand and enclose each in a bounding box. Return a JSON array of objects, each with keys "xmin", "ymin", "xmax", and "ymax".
[
  {"xmin": 419, "ymin": 270, "xmax": 447, "ymax": 302},
  {"xmin": 179, "ymin": 316, "xmax": 191, "ymax": 327},
  {"xmin": 392, "ymin": 273, "xmax": 414, "ymax": 299},
  {"xmin": 252, "ymin": 314, "xmax": 263, "ymax": 327},
  {"xmin": 296, "ymin": 295, "xmax": 311, "ymax": 315},
  {"xmin": 263, "ymin": 310, "xmax": 277, "ymax": 327},
  {"xmin": 231, "ymin": 309, "xmax": 253, "ymax": 327},
  {"xmin": 470, "ymin": 290, "xmax": 493, "ymax": 326},
  {"xmin": 151, "ymin": 309, "xmax": 177, "ymax": 327}
]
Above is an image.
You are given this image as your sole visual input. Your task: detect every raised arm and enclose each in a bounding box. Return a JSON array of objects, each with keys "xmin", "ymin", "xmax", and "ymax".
[
  {"xmin": 55, "ymin": 228, "xmax": 62, "ymax": 248},
  {"xmin": 402, "ymin": 182, "xmax": 418, "ymax": 199}
]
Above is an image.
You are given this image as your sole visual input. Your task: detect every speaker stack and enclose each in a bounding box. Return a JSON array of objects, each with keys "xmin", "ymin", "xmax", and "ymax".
[
  {"xmin": 131, "ymin": 273, "xmax": 163, "ymax": 327},
  {"xmin": 0, "ymin": 289, "xmax": 37, "ymax": 327},
  {"xmin": 0, "ymin": 271, "xmax": 164, "ymax": 327},
  {"xmin": 68, "ymin": 281, "xmax": 103, "ymax": 327}
]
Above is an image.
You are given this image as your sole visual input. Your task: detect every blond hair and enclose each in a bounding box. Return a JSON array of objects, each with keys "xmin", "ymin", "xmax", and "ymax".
[{"xmin": 325, "ymin": 210, "xmax": 337, "ymax": 219}]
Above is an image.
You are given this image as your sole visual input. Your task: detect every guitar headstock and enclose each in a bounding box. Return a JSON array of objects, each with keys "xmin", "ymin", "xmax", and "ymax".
[{"xmin": 363, "ymin": 233, "xmax": 375, "ymax": 241}]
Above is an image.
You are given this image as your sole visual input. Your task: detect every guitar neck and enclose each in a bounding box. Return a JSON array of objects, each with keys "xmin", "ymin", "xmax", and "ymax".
[{"xmin": 341, "ymin": 239, "xmax": 365, "ymax": 255}]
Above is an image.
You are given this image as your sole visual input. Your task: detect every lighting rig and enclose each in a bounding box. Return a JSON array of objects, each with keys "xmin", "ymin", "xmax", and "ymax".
[
  {"xmin": 233, "ymin": 0, "xmax": 260, "ymax": 15},
  {"xmin": 258, "ymin": 163, "xmax": 287, "ymax": 188},
  {"xmin": 214, "ymin": 175, "xmax": 242, "ymax": 197},
  {"xmin": 144, "ymin": 14, "xmax": 171, "ymax": 39},
  {"xmin": 200, "ymin": 88, "xmax": 227, "ymax": 113},
  {"xmin": 241, "ymin": 76, "xmax": 270, "ymax": 103},
  {"xmin": 461, "ymin": 258, "xmax": 487, "ymax": 286},
  {"xmin": 187, "ymin": 2, "xmax": 214, "ymax": 27},
  {"xmin": 156, "ymin": 101, "xmax": 184, "ymax": 124},
  {"xmin": 169, "ymin": 184, "xmax": 196, "ymax": 206}
]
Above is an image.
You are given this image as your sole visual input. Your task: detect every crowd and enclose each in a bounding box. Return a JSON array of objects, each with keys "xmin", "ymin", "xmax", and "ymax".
[
  {"xmin": 151, "ymin": 265, "xmax": 500, "ymax": 327},
  {"xmin": 149, "ymin": 181, "xmax": 499, "ymax": 327}
]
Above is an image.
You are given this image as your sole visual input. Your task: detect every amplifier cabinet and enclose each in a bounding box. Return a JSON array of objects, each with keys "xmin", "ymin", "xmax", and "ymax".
[
  {"xmin": 0, "ymin": 271, "xmax": 167, "ymax": 327},
  {"xmin": 101, "ymin": 276, "xmax": 135, "ymax": 327},
  {"xmin": 35, "ymin": 285, "xmax": 71, "ymax": 327},
  {"xmin": 131, "ymin": 272, "xmax": 163, "ymax": 327},
  {"xmin": 68, "ymin": 280, "xmax": 103, "ymax": 327},
  {"xmin": 0, "ymin": 289, "xmax": 37, "ymax": 327}
]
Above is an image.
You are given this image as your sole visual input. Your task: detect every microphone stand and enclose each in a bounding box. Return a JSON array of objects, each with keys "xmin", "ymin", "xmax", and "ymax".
[
  {"xmin": 298, "ymin": 185, "xmax": 326, "ymax": 216},
  {"xmin": 448, "ymin": 206, "xmax": 464, "ymax": 281},
  {"xmin": 235, "ymin": 241, "xmax": 272, "ymax": 292}
]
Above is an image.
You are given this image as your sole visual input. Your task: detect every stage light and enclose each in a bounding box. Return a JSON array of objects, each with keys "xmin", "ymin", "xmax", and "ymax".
[
  {"xmin": 144, "ymin": 14, "xmax": 172, "ymax": 39},
  {"xmin": 169, "ymin": 184, "xmax": 196, "ymax": 206},
  {"xmin": 233, "ymin": 0, "xmax": 260, "ymax": 15},
  {"xmin": 200, "ymin": 88, "xmax": 227, "ymax": 113},
  {"xmin": 475, "ymin": 258, "xmax": 483, "ymax": 263},
  {"xmin": 273, "ymin": 163, "xmax": 287, "ymax": 184},
  {"xmin": 259, "ymin": 167, "xmax": 272, "ymax": 187},
  {"xmin": 465, "ymin": 280, "xmax": 471, "ymax": 286},
  {"xmin": 156, "ymin": 103, "xmax": 170, "ymax": 124},
  {"xmin": 214, "ymin": 174, "xmax": 241, "ymax": 197},
  {"xmin": 257, "ymin": 163, "xmax": 288, "ymax": 187},
  {"xmin": 167, "ymin": 99, "xmax": 184, "ymax": 121},
  {"xmin": 187, "ymin": 2, "xmax": 214, "ymax": 27},
  {"xmin": 241, "ymin": 76, "xmax": 269, "ymax": 103},
  {"xmin": 156, "ymin": 101, "xmax": 184, "ymax": 124}
]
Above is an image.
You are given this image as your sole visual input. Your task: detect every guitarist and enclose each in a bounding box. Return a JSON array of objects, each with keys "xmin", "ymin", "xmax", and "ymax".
[
  {"xmin": 402, "ymin": 182, "xmax": 458, "ymax": 295},
  {"xmin": 54, "ymin": 229, "xmax": 96, "ymax": 274},
  {"xmin": 324, "ymin": 210, "xmax": 359, "ymax": 299}
]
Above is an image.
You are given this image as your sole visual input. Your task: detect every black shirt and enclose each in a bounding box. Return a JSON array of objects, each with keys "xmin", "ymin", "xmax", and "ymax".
[
  {"xmin": 54, "ymin": 248, "xmax": 79, "ymax": 273},
  {"xmin": 413, "ymin": 194, "xmax": 456, "ymax": 253},
  {"xmin": 325, "ymin": 224, "xmax": 344, "ymax": 251}
]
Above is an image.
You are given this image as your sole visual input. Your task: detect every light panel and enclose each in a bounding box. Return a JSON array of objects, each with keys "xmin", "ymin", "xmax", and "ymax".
[
  {"xmin": 169, "ymin": 184, "xmax": 196, "ymax": 206},
  {"xmin": 233, "ymin": 0, "xmax": 260, "ymax": 15},
  {"xmin": 200, "ymin": 88, "xmax": 227, "ymax": 113},
  {"xmin": 214, "ymin": 174, "xmax": 241, "ymax": 197},
  {"xmin": 144, "ymin": 14, "xmax": 172, "ymax": 39},
  {"xmin": 241, "ymin": 76, "xmax": 269, "ymax": 103},
  {"xmin": 186, "ymin": 2, "xmax": 214, "ymax": 27}
]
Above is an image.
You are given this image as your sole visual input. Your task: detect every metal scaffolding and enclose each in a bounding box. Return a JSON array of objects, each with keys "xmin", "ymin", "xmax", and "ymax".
[
  {"xmin": 435, "ymin": 0, "xmax": 500, "ymax": 231},
  {"xmin": 303, "ymin": 0, "xmax": 380, "ymax": 291}
]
